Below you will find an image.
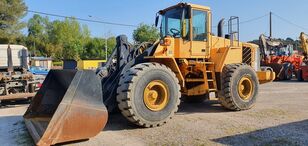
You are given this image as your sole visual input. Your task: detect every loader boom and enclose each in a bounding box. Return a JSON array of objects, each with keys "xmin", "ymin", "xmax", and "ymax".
[
  {"xmin": 298, "ymin": 32, "xmax": 308, "ymax": 81},
  {"xmin": 300, "ymin": 32, "xmax": 308, "ymax": 63}
]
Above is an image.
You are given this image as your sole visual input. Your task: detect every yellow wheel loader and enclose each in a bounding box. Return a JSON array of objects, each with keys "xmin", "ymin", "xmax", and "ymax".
[{"xmin": 23, "ymin": 3, "xmax": 275, "ymax": 145}]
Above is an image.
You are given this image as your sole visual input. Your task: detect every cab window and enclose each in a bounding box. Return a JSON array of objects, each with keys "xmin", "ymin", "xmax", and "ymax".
[
  {"xmin": 161, "ymin": 7, "xmax": 190, "ymax": 39},
  {"xmin": 161, "ymin": 8, "xmax": 182, "ymax": 38},
  {"xmin": 192, "ymin": 10, "xmax": 207, "ymax": 41}
]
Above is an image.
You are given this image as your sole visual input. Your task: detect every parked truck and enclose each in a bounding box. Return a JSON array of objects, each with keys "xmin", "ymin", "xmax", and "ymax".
[{"xmin": 0, "ymin": 44, "xmax": 38, "ymax": 103}]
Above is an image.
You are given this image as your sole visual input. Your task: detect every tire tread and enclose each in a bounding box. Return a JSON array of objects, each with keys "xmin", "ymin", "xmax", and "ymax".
[{"xmin": 117, "ymin": 63, "xmax": 181, "ymax": 127}]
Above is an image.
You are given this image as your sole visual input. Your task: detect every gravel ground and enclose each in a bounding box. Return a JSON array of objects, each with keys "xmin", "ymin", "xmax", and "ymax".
[
  {"xmin": 0, "ymin": 81, "xmax": 308, "ymax": 146},
  {"xmin": 0, "ymin": 103, "xmax": 32, "ymax": 146}
]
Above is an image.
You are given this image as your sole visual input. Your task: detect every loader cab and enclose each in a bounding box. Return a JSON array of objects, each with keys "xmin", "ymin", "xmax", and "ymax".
[{"xmin": 155, "ymin": 3, "xmax": 212, "ymax": 58}]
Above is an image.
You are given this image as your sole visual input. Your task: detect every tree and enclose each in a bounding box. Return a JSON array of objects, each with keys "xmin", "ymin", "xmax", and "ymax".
[
  {"xmin": 133, "ymin": 24, "xmax": 159, "ymax": 44},
  {"xmin": 81, "ymin": 36, "xmax": 116, "ymax": 60},
  {"xmin": 82, "ymin": 38, "xmax": 105, "ymax": 59},
  {"xmin": 25, "ymin": 14, "xmax": 116, "ymax": 60},
  {"xmin": 28, "ymin": 14, "xmax": 49, "ymax": 37},
  {"xmin": 0, "ymin": 0, "xmax": 27, "ymax": 43},
  {"xmin": 286, "ymin": 37, "xmax": 294, "ymax": 42},
  {"xmin": 106, "ymin": 36, "xmax": 116, "ymax": 56},
  {"xmin": 27, "ymin": 14, "xmax": 50, "ymax": 56},
  {"xmin": 48, "ymin": 18, "xmax": 90, "ymax": 60}
]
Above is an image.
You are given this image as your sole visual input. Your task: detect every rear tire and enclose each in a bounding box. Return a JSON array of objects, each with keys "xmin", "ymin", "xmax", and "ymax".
[
  {"xmin": 117, "ymin": 63, "xmax": 181, "ymax": 127},
  {"xmin": 219, "ymin": 64, "xmax": 259, "ymax": 111},
  {"xmin": 298, "ymin": 69, "xmax": 304, "ymax": 81}
]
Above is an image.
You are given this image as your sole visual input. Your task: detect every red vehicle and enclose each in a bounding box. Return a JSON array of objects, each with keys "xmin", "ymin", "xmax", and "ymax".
[
  {"xmin": 259, "ymin": 34, "xmax": 303, "ymax": 80},
  {"xmin": 298, "ymin": 32, "xmax": 308, "ymax": 81}
]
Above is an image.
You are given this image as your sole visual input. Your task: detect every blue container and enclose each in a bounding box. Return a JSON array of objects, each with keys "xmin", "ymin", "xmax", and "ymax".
[{"xmin": 63, "ymin": 60, "xmax": 77, "ymax": 69}]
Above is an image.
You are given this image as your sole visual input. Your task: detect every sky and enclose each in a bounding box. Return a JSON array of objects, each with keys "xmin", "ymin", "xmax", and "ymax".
[{"xmin": 23, "ymin": 0, "xmax": 308, "ymax": 42}]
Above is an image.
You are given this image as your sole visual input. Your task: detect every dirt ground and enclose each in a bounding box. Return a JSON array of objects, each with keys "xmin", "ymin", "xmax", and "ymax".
[{"xmin": 0, "ymin": 81, "xmax": 308, "ymax": 146}]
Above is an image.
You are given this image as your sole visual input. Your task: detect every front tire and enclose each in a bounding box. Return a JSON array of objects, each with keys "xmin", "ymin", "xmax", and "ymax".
[
  {"xmin": 282, "ymin": 62, "xmax": 293, "ymax": 80},
  {"xmin": 219, "ymin": 64, "xmax": 259, "ymax": 111},
  {"xmin": 117, "ymin": 63, "xmax": 181, "ymax": 127}
]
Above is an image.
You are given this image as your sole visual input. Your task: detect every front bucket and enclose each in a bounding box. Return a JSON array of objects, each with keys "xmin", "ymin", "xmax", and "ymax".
[{"xmin": 23, "ymin": 70, "xmax": 108, "ymax": 146}]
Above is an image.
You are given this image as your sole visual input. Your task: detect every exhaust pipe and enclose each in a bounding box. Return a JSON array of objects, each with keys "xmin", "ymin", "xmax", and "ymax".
[
  {"xmin": 7, "ymin": 45, "xmax": 13, "ymax": 72},
  {"xmin": 218, "ymin": 18, "xmax": 225, "ymax": 37},
  {"xmin": 21, "ymin": 48, "xmax": 28, "ymax": 69}
]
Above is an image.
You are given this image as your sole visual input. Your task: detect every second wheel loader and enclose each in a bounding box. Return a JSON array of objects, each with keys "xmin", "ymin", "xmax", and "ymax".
[
  {"xmin": 259, "ymin": 34, "xmax": 302, "ymax": 80},
  {"xmin": 23, "ymin": 3, "xmax": 275, "ymax": 145}
]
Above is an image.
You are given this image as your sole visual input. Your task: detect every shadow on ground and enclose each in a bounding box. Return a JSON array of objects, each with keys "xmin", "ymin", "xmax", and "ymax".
[
  {"xmin": 2, "ymin": 102, "xmax": 308, "ymax": 145},
  {"xmin": 213, "ymin": 119, "xmax": 308, "ymax": 146},
  {"xmin": 275, "ymin": 79, "xmax": 308, "ymax": 84},
  {"xmin": 104, "ymin": 100, "xmax": 228, "ymax": 131},
  {"xmin": 178, "ymin": 100, "xmax": 229, "ymax": 114},
  {"xmin": 103, "ymin": 112, "xmax": 139, "ymax": 131}
]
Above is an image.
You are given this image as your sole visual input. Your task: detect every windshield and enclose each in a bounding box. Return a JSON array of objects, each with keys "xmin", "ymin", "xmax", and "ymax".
[{"xmin": 161, "ymin": 7, "xmax": 189, "ymax": 38}]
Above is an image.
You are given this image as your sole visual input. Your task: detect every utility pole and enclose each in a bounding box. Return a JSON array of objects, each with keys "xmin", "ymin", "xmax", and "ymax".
[
  {"xmin": 105, "ymin": 33, "xmax": 108, "ymax": 61},
  {"xmin": 270, "ymin": 11, "xmax": 272, "ymax": 38},
  {"xmin": 104, "ymin": 30, "xmax": 112, "ymax": 61},
  {"xmin": 88, "ymin": 15, "xmax": 108, "ymax": 61}
]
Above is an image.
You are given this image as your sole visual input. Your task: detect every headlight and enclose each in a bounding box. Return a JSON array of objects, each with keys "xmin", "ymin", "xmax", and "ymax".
[{"xmin": 160, "ymin": 37, "xmax": 171, "ymax": 46}]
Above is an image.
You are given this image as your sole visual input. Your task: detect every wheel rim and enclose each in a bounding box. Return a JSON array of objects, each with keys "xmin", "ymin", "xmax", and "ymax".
[
  {"xmin": 143, "ymin": 80, "xmax": 169, "ymax": 111},
  {"xmin": 238, "ymin": 76, "xmax": 253, "ymax": 100}
]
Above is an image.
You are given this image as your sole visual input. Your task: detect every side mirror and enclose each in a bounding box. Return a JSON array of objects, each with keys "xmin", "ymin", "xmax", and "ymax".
[
  {"xmin": 187, "ymin": 6, "xmax": 192, "ymax": 18},
  {"xmin": 155, "ymin": 14, "xmax": 159, "ymax": 27}
]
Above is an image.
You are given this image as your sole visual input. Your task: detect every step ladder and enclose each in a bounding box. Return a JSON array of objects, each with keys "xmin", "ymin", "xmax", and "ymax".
[
  {"xmin": 205, "ymin": 69, "xmax": 218, "ymax": 93},
  {"xmin": 185, "ymin": 62, "xmax": 218, "ymax": 95},
  {"xmin": 205, "ymin": 64, "xmax": 218, "ymax": 99}
]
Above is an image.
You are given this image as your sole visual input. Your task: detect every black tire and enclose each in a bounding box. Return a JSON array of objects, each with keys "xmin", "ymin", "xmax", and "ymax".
[
  {"xmin": 181, "ymin": 94, "xmax": 209, "ymax": 103},
  {"xmin": 116, "ymin": 63, "xmax": 181, "ymax": 127},
  {"xmin": 298, "ymin": 69, "xmax": 304, "ymax": 81},
  {"xmin": 219, "ymin": 64, "xmax": 259, "ymax": 111},
  {"xmin": 283, "ymin": 62, "xmax": 293, "ymax": 80},
  {"xmin": 268, "ymin": 63, "xmax": 284, "ymax": 80}
]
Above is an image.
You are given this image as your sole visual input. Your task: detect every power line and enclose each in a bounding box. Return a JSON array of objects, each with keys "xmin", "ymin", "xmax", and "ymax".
[
  {"xmin": 272, "ymin": 12, "xmax": 308, "ymax": 31},
  {"xmin": 212, "ymin": 13, "xmax": 269, "ymax": 28},
  {"xmin": 27, "ymin": 10, "xmax": 138, "ymax": 28},
  {"xmin": 29, "ymin": 9, "xmax": 269, "ymax": 29},
  {"xmin": 29, "ymin": 9, "xmax": 307, "ymax": 34},
  {"xmin": 240, "ymin": 13, "xmax": 269, "ymax": 25}
]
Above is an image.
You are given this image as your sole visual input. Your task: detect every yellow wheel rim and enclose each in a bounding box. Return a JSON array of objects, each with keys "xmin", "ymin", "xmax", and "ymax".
[
  {"xmin": 143, "ymin": 80, "xmax": 169, "ymax": 111},
  {"xmin": 238, "ymin": 76, "xmax": 253, "ymax": 100}
]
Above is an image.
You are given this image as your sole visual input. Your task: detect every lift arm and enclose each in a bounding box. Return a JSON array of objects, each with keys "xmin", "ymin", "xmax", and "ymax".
[{"xmin": 300, "ymin": 32, "xmax": 308, "ymax": 62}]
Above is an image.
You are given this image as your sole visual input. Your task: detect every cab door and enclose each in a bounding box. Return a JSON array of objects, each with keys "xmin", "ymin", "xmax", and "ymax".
[{"xmin": 191, "ymin": 9, "xmax": 208, "ymax": 57}]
